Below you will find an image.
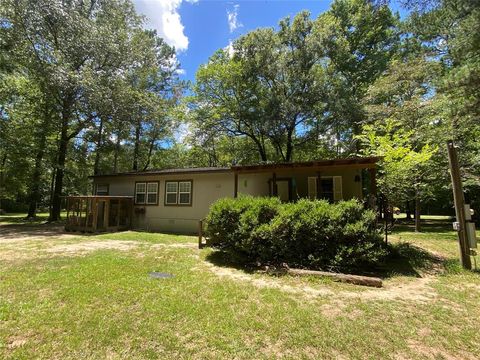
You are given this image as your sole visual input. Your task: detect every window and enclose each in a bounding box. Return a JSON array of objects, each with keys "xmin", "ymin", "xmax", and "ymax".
[
  {"xmin": 135, "ymin": 182, "xmax": 159, "ymax": 205},
  {"xmin": 307, "ymin": 176, "xmax": 343, "ymax": 202},
  {"xmin": 146, "ymin": 182, "xmax": 158, "ymax": 204},
  {"xmin": 165, "ymin": 180, "xmax": 192, "ymax": 206},
  {"xmin": 178, "ymin": 181, "xmax": 192, "ymax": 205},
  {"xmin": 165, "ymin": 182, "xmax": 178, "ymax": 205},
  {"xmin": 135, "ymin": 183, "xmax": 146, "ymax": 204},
  {"xmin": 96, "ymin": 184, "xmax": 109, "ymax": 195}
]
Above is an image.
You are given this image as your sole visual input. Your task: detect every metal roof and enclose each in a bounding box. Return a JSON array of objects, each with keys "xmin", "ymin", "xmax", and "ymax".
[
  {"xmin": 90, "ymin": 157, "xmax": 380, "ymax": 178},
  {"xmin": 89, "ymin": 166, "xmax": 231, "ymax": 178}
]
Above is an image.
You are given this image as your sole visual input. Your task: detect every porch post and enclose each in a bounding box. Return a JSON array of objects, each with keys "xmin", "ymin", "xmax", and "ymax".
[
  {"xmin": 272, "ymin": 172, "xmax": 278, "ymax": 197},
  {"xmin": 234, "ymin": 172, "xmax": 238, "ymax": 198},
  {"xmin": 369, "ymin": 168, "xmax": 377, "ymax": 198},
  {"xmin": 92, "ymin": 198, "xmax": 98, "ymax": 231},
  {"xmin": 369, "ymin": 167, "xmax": 377, "ymax": 211},
  {"xmin": 316, "ymin": 171, "xmax": 322, "ymax": 199},
  {"xmin": 84, "ymin": 198, "xmax": 89, "ymax": 232},
  {"xmin": 66, "ymin": 197, "xmax": 70, "ymax": 223},
  {"xmin": 103, "ymin": 199, "xmax": 109, "ymax": 230}
]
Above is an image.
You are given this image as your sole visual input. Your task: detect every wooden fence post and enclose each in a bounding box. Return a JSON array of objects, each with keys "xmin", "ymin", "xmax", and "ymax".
[{"xmin": 198, "ymin": 219, "xmax": 203, "ymax": 249}]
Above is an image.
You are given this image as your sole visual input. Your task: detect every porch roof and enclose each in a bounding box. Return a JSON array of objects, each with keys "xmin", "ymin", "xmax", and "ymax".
[{"xmin": 231, "ymin": 156, "xmax": 381, "ymax": 173}]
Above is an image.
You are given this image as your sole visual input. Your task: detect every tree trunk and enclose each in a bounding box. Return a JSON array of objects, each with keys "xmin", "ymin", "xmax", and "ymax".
[
  {"xmin": 285, "ymin": 130, "xmax": 293, "ymax": 162},
  {"xmin": 251, "ymin": 136, "xmax": 267, "ymax": 162},
  {"xmin": 93, "ymin": 117, "xmax": 104, "ymax": 175},
  {"xmin": 142, "ymin": 136, "xmax": 155, "ymax": 171},
  {"xmin": 415, "ymin": 191, "xmax": 421, "ymax": 232},
  {"xmin": 48, "ymin": 165, "xmax": 56, "ymax": 216},
  {"xmin": 0, "ymin": 153, "xmax": 6, "ymax": 212},
  {"xmin": 405, "ymin": 200, "xmax": 412, "ymax": 220},
  {"xmin": 113, "ymin": 129, "xmax": 121, "ymax": 173},
  {"xmin": 132, "ymin": 119, "xmax": 141, "ymax": 171},
  {"xmin": 49, "ymin": 127, "xmax": 68, "ymax": 221},
  {"xmin": 26, "ymin": 136, "xmax": 46, "ymax": 218},
  {"xmin": 27, "ymin": 101, "xmax": 51, "ymax": 218}
]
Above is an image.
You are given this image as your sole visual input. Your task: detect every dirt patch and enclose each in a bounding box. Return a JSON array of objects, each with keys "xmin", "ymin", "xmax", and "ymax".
[
  {"xmin": 404, "ymin": 340, "xmax": 475, "ymax": 360},
  {"xmin": 47, "ymin": 240, "xmax": 140, "ymax": 255},
  {"xmin": 205, "ymin": 262, "xmax": 438, "ymax": 302},
  {"xmin": 205, "ymin": 262, "xmax": 334, "ymax": 297},
  {"xmin": 151, "ymin": 243, "xmax": 198, "ymax": 249},
  {"xmin": 7, "ymin": 336, "xmax": 28, "ymax": 350},
  {"xmin": 0, "ymin": 223, "xmax": 77, "ymax": 244}
]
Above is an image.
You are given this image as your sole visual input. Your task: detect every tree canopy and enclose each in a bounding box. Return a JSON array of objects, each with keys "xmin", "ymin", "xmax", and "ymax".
[{"xmin": 0, "ymin": 0, "xmax": 478, "ymax": 223}]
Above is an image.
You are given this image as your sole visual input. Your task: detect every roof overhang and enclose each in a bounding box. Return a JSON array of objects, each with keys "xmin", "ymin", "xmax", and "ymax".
[
  {"xmin": 89, "ymin": 167, "xmax": 231, "ymax": 179},
  {"xmin": 231, "ymin": 157, "xmax": 381, "ymax": 173},
  {"xmin": 89, "ymin": 157, "xmax": 381, "ymax": 179}
]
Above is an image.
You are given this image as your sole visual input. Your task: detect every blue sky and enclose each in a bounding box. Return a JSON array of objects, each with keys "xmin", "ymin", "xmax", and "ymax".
[{"xmin": 132, "ymin": 0, "xmax": 406, "ymax": 83}]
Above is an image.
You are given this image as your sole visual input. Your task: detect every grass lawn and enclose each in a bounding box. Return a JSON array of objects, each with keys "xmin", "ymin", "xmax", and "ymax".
[{"xmin": 1, "ymin": 214, "xmax": 480, "ymax": 359}]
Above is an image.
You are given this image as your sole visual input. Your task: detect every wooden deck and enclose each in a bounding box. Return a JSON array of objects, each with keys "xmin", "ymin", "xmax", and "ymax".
[{"xmin": 65, "ymin": 196, "xmax": 133, "ymax": 233}]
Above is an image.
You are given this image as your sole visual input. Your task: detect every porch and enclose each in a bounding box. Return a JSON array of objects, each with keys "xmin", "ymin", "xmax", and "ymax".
[
  {"xmin": 65, "ymin": 196, "xmax": 133, "ymax": 232},
  {"xmin": 232, "ymin": 158, "xmax": 378, "ymax": 204}
]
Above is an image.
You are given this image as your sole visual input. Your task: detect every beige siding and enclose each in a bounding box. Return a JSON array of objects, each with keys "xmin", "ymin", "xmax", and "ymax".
[
  {"xmin": 93, "ymin": 167, "xmax": 364, "ymax": 234},
  {"xmin": 237, "ymin": 168, "xmax": 363, "ymax": 200},
  {"xmin": 96, "ymin": 172, "xmax": 234, "ymax": 234},
  {"xmin": 237, "ymin": 173, "xmax": 271, "ymax": 197}
]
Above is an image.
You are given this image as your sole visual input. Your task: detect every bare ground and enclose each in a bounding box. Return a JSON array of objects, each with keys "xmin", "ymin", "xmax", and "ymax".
[
  {"xmin": 0, "ymin": 222, "xmax": 442, "ymax": 304},
  {"xmin": 203, "ymin": 261, "xmax": 439, "ymax": 302}
]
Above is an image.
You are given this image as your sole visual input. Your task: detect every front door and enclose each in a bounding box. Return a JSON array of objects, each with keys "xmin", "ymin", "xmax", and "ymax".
[{"xmin": 276, "ymin": 180, "xmax": 290, "ymax": 202}]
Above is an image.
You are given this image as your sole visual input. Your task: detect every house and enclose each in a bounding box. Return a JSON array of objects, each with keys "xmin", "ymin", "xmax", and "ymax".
[{"xmin": 85, "ymin": 157, "xmax": 379, "ymax": 234}]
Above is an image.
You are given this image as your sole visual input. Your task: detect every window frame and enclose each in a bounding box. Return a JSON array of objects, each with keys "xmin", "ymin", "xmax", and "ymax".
[
  {"xmin": 134, "ymin": 181, "xmax": 159, "ymax": 206},
  {"xmin": 164, "ymin": 180, "xmax": 193, "ymax": 206},
  {"xmin": 307, "ymin": 176, "xmax": 342, "ymax": 202},
  {"xmin": 95, "ymin": 184, "xmax": 109, "ymax": 196}
]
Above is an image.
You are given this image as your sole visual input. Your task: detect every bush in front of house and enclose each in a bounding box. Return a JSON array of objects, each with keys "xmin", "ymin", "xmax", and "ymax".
[{"xmin": 205, "ymin": 196, "xmax": 387, "ymax": 271}]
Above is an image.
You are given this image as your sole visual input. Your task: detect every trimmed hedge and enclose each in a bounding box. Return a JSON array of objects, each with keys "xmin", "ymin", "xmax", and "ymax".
[{"xmin": 205, "ymin": 196, "xmax": 387, "ymax": 271}]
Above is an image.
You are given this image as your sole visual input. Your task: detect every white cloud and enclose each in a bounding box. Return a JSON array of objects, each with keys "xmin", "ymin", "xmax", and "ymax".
[
  {"xmin": 133, "ymin": 0, "xmax": 196, "ymax": 52},
  {"xmin": 224, "ymin": 40, "xmax": 234, "ymax": 58},
  {"xmin": 227, "ymin": 4, "xmax": 242, "ymax": 33}
]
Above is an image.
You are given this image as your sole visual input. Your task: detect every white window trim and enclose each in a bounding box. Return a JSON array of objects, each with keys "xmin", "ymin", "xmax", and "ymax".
[
  {"xmin": 135, "ymin": 182, "xmax": 158, "ymax": 205},
  {"xmin": 165, "ymin": 180, "xmax": 192, "ymax": 206},
  {"xmin": 165, "ymin": 181, "xmax": 178, "ymax": 205},
  {"xmin": 135, "ymin": 182, "xmax": 146, "ymax": 205},
  {"xmin": 146, "ymin": 182, "xmax": 159, "ymax": 205},
  {"xmin": 178, "ymin": 181, "xmax": 192, "ymax": 205}
]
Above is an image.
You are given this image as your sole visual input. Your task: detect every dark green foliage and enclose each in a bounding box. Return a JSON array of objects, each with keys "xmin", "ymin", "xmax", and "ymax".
[{"xmin": 205, "ymin": 196, "xmax": 387, "ymax": 271}]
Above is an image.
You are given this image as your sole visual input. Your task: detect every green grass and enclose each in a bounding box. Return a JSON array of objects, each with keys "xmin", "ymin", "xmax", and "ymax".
[{"xmin": 1, "ymin": 217, "xmax": 480, "ymax": 359}]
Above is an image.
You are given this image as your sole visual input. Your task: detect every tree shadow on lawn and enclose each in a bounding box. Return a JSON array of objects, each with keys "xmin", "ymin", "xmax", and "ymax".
[
  {"xmin": 392, "ymin": 217, "xmax": 454, "ymax": 234},
  {"xmin": 376, "ymin": 242, "xmax": 446, "ymax": 278},
  {"xmin": 205, "ymin": 242, "xmax": 446, "ymax": 280},
  {"xmin": 205, "ymin": 250, "xmax": 260, "ymax": 274},
  {"xmin": 0, "ymin": 214, "xmax": 51, "ymax": 225},
  {"xmin": 0, "ymin": 220, "xmax": 101, "ymax": 241}
]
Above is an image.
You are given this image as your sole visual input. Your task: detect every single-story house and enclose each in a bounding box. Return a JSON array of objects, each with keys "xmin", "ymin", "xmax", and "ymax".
[{"xmin": 85, "ymin": 157, "xmax": 379, "ymax": 234}]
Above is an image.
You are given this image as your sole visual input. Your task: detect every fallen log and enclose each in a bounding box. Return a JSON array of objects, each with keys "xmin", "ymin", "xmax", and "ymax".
[{"xmin": 288, "ymin": 268, "xmax": 383, "ymax": 288}]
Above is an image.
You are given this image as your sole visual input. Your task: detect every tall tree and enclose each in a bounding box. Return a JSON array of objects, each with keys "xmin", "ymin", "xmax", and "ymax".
[{"xmin": 313, "ymin": 0, "xmax": 399, "ymax": 153}]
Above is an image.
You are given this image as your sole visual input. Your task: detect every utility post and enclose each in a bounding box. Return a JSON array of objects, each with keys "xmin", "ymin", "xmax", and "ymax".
[{"xmin": 447, "ymin": 140, "xmax": 472, "ymax": 270}]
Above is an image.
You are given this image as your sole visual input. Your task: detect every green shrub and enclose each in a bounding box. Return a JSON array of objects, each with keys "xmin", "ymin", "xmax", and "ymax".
[{"xmin": 205, "ymin": 196, "xmax": 387, "ymax": 271}]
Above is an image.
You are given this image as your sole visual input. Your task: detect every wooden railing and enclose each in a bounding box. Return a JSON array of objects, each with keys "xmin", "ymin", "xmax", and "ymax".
[{"xmin": 198, "ymin": 218, "xmax": 207, "ymax": 249}]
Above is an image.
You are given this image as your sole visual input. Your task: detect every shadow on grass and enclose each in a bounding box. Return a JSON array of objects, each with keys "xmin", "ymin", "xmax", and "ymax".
[
  {"xmin": 392, "ymin": 218, "xmax": 454, "ymax": 234},
  {"xmin": 0, "ymin": 215, "xmax": 51, "ymax": 225},
  {"xmin": 374, "ymin": 242, "xmax": 445, "ymax": 278},
  {"xmin": 0, "ymin": 222, "xmax": 70, "ymax": 240},
  {"xmin": 205, "ymin": 242, "xmax": 447, "ymax": 280},
  {"xmin": 205, "ymin": 250, "xmax": 259, "ymax": 274}
]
